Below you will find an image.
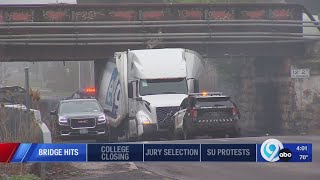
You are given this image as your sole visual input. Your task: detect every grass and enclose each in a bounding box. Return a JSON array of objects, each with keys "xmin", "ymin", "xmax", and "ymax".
[{"xmin": 7, "ymin": 174, "xmax": 40, "ymax": 180}]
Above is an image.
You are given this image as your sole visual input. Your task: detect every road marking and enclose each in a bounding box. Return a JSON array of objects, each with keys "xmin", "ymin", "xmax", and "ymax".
[
  {"xmin": 128, "ymin": 162, "xmax": 138, "ymax": 170},
  {"xmin": 142, "ymin": 170, "xmax": 153, "ymax": 175},
  {"xmin": 213, "ymin": 139, "xmax": 229, "ymax": 142}
]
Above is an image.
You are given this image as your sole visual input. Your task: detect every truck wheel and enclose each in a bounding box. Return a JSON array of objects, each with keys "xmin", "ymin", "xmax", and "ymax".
[
  {"xmin": 173, "ymin": 129, "xmax": 184, "ymax": 140},
  {"xmin": 183, "ymin": 120, "xmax": 192, "ymax": 140},
  {"xmin": 125, "ymin": 119, "xmax": 139, "ymax": 142},
  {"xmin": 124, "ymin": 122, "xmax": 131, "ymax": 142},
  {"xmin": 108, "ymin": 127, "xmax": 118, "ymax": 143}
]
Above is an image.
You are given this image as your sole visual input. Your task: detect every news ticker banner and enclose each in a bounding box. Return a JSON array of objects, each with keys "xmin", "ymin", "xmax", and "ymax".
[{"xmin": 0, "ymin": 139, "xmax": 312, "ymax": 163}]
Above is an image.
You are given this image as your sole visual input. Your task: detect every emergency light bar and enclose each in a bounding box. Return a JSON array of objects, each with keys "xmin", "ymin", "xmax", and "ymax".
[
  {"xmin": 188, "ymin": 92, "xmax": 223, "ymax": 96},
  {"xmin": 84, "ymin": 88, "xmax": 96, "ymax": 93}
]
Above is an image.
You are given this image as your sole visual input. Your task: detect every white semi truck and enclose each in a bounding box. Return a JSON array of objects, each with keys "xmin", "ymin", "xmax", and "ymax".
[{"xmin": 97, "ymin": 48, "xmax": 205, "ymax": 141}]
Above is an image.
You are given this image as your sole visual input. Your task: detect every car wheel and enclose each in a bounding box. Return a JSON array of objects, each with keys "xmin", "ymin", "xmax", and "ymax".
[
  {"xmin": 97, "ymin": 131, "xmax": 110, "ymax": 143},
  {"xmin": 60, "ymin": 136, "xmax": 70, "ymax": 142},
  {"xmin": 229, "ymin": 127, "xmax": 241, "ymax": 138}
]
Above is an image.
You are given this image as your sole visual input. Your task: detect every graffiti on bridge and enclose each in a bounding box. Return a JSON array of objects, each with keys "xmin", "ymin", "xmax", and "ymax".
[
  {"xmin": 43, "ymin": 9, "xmax": 71, "ymax": 22},
  {"xmin": 241, "ymin": 10, "xmax": 266, "ymax": 19},
  {"xmin": 74, "ymin": 9, "xmax": 105, "ymax": 21},
  {"xmin": 0, "ymin": 5, "xmax": 302, "ymax": 22},
  {"xmin": 6, "ymin": 10, "xmax": 33, "ymax": 22}
]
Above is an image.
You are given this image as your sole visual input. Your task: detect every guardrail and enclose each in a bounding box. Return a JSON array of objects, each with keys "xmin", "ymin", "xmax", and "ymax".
[{"xmin": 0, "ymin": 20, "xmax": 318, "ymax": 46}]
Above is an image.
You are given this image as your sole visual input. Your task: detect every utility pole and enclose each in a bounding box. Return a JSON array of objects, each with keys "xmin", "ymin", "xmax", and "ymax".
[
  {"xmin": 25, "ymin": 67, "xmax": 31, "ymax": 118},
  {"xmin": 1, "ymin": 62, "xmax": 4, "ymax": 86},
  {"xmin": 78, "ymin": 61, "xmax": 81, "ymax": 89},
  {"xmin": 89, "ymin": 61, "xmax": 94, "ymax": 86}
]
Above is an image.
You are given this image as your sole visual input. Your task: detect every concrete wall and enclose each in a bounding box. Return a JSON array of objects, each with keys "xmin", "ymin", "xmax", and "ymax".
[
  {"xmin": 289, "ymin": 61, "xmax": 320, "ymax": 134},
  {"xmin": 204, "ymin": 55, "xmax": 320, "ymax": 136}
]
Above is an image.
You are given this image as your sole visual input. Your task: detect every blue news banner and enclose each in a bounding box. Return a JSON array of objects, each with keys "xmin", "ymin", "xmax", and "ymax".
[{"xmin": 10, "ymin": 143, "xmax": 312, "ymax": 163}]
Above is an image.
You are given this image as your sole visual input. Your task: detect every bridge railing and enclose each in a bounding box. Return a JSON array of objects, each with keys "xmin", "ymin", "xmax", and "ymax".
[{"xmin": 0, "ymin": 20, "xmax": 318, "ymax": 46}]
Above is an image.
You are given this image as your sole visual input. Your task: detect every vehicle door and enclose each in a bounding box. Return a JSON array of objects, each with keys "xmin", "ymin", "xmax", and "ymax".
[{"xmin": 174, "ymin": 98, "xmax": 189, "ymax": 130}]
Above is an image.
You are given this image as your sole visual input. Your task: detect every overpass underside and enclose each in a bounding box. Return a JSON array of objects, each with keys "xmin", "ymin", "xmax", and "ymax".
[{"xmin": 0, "ymin": 3, "xmax": 318, "ymax": 61}]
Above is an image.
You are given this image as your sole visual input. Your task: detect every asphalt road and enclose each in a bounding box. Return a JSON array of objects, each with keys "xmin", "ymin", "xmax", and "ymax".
[{"xmin": 64, "ymin": 135, "xmax": 320, "ymax": 180}]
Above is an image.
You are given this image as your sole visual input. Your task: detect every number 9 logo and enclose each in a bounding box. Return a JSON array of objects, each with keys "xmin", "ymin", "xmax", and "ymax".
[{"xmin": 260, "ymin": 139, "xmax": 284, "ymax": 162}]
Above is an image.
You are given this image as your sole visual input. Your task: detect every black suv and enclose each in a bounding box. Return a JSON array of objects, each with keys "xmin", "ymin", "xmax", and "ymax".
[
  {"xmin": 50, "ymin": 98, "xmax": 108, "ymax": 141},
  {"xmin": 172, "ymin": 92, "xmax": 241, "ymax": 140}
]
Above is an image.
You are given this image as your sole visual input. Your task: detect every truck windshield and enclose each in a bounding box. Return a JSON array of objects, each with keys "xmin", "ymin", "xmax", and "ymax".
[
  {"xmin": 139, "ymin": 78, "xmax": 187, "ymax": 96},
  {"xmin": 59, "ymin": 100, "xmax": 102, "ymax": 114}
]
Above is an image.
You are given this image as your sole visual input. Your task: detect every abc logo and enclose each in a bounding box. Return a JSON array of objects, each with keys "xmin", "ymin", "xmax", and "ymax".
[{"xmin": 279, "ymin": 148, "xmax": 292, "ymax": 162}]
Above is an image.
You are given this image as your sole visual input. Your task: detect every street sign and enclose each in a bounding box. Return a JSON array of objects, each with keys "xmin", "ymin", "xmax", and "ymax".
[{"xmin": 291, "ymin": 69, "xmax": 310, "ymax": 78}]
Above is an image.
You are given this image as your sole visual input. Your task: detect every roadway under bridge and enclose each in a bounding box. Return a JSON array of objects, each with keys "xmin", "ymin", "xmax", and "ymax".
[{"xmin": 0, "ymin": 3, "xmax": 318, "ymax": 61}]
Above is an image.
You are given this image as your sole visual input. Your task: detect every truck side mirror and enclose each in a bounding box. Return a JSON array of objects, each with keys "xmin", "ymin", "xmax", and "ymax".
[
  {"xmin": 194, "ymin": 80, "xmax": 199, "ymax": 93},
  {"xmin": 50, "ymin": 110, "xmax": 57, "ymax": 115},
  {"xmin": 187, "ymin": 78, "xmax": 199, "ymax": 93},
  {"xmin": 135, "ymin": 97, "xmax": 142, "ymax": 101},
  {"xmin": 128, "ymin": 82, "xmax": 133, "ymax": 98}
]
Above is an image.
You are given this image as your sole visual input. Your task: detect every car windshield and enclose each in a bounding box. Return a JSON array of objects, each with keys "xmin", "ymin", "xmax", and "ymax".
[
  {"xmin": 139, "ymin": 78, "xmax": 188, "ymax": 96},
  {"xmin": 59, "ymin": 100, "xmax": 102, "ymax": 114},
  {"xmin": 196, "ymin": 97, "xmax": 233, "ymax": 107}
]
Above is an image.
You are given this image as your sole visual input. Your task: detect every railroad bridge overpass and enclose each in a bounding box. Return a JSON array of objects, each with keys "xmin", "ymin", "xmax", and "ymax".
[
  {"xmin": 1, "ymin": 2, "xmax": 319, "ymax": 135},
  {"xmin": 0, "ymin": 3, "xmax": 318, "ymax": 62}
]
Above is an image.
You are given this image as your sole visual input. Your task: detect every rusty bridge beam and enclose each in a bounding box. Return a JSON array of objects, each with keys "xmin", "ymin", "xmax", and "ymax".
[
  {"xmin": 0, "ymin": 20, "xmax": 317, "ymax": 25},
  {"xmin": 0, "ymin": 40, "xmax": 307, "ymax": 46},
  {"xmin": 0, "ymin": 32, "xmax": 318, "ymax": 39},
  {"xmin": 0, "ymin": 36, "xmax": 318, "ymax": 43},
  {"xmin": 0, "ymin": 23, "xmax": 318, "ymax": 29},
  {"xmin": 0, "ymin": 41, "xmax": 306, "ymax": 62}
]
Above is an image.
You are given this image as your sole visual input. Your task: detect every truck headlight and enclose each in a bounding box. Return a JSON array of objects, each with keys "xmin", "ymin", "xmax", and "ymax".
[
  {"xmin": 98, "ymin": 115, "xmax": 106, "ymax": 124},
  {"xmin": 139, "ymin": 115, "xmax": 151, "ymax": 125},
  {"xmin": 58, "ymin": 117, "xmax": 68, "ymax": 125}
]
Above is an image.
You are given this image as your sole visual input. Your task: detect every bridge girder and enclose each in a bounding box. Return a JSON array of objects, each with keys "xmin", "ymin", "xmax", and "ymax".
[{"xmin": 0, "ymin": 3, "xmax": 318, "ymax": 61}]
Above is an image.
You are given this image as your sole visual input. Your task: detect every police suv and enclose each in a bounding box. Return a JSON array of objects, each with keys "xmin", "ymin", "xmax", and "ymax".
[{"xmin": 172, "ymin": 92, "xmax": 241, "ymax": 140}]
